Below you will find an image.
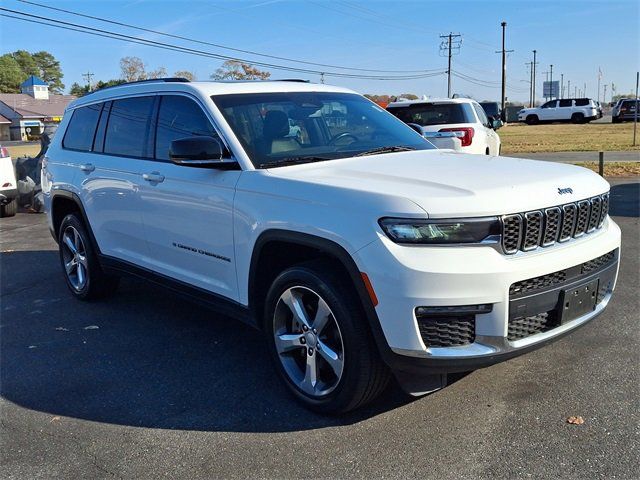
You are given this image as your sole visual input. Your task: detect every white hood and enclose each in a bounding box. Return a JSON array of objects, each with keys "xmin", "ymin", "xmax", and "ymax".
[{"xmin": 267, "ymin": 150, "xmax": 610, "ymax": 218}]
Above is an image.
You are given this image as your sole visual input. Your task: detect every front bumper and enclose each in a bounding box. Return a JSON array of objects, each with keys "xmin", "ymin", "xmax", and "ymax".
[{"xmin": 355, "ymin": 217, "xmax": 621, "ymax": 372}]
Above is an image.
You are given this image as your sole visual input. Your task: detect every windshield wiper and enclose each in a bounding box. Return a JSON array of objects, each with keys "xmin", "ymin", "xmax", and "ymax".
[
  {"xmin": 260, "ymin": 156, "xmax": 332, "ymax": 169},
  {"xmin": 355, "ymin": 145, "xmax": 416, "ymax": 157}
]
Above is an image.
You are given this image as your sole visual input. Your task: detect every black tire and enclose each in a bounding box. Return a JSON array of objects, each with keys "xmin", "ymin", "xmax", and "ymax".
[
  {"xmin": 264, "ymin": 260, "xmax": 390, "ymax": 414},
  {"xmin": 0, "ymin": 198, "xmax": 17, "ymax": 217},
  {"xmin": 612, "ymin": 116, "xmax": 620, "ymax": 124},
  {"xmin": 571, "ymin": 113, "xmax": 585, "ymax": 124},
  {"xmin": 526, "ymin": 115, "xmax": 539, "ymax": 125},
  {"xmin": 58, "ymin": 213, "xmax": 119, "ymax": 300}
]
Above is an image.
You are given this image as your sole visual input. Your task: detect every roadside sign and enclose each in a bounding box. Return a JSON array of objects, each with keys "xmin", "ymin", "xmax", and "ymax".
[{"xmin": 543, "ymin": 81, "xmax": 560, "ymax": 98}]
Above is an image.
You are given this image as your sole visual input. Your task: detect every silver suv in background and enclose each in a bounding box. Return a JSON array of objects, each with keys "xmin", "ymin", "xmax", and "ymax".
[{"xmin": 612, "ymin": 99, "xmax": 638, "ymax": 123}]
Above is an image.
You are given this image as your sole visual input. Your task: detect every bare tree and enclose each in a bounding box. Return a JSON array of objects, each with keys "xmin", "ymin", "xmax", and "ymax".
[
  {"xmin": 147, "ymin": 66, "xmax": 167, "ymax": 79},
  {"xmin": 174, "ymin": 70, "xmax": 196, "ymax": 81},
  {"xmin": 211, "ymin": 60, "xmax": 270, "ymax": 81},
  {"xmin": 120, "ymin": 56, "xmax": 146, "ymax": 82}
]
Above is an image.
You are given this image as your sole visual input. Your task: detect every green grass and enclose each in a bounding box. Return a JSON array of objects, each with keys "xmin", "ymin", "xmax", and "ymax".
[{"xmin": 500, "ymin": 122, "xmax": 640, "ymax": 154}]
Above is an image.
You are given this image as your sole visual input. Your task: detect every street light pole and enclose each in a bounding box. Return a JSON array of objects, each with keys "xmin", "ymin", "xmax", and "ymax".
[{"xmin": 532, "ymin": 50, "xmax": 537, "ymax": 106}]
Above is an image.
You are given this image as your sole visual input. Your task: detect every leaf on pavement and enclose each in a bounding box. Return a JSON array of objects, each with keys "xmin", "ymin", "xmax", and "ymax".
[{"xmin": 566, "ymin": 416, "xmax": 585, "ymax": 425}]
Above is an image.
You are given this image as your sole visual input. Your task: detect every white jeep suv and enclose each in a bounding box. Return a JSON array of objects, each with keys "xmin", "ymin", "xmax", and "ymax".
[
  {"xmin": 43, "ymin": 79, "xmax": 621, "ymax": 413},
  {"xmin": 518, "ymin": 98, "xmax": 599, "ymax": 124},
  {"xmin": 386, "ymin": 97, "xmax": 502, "ymax": 155}
]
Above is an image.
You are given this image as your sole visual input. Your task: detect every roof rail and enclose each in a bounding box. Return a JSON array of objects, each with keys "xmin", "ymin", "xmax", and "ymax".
[
  {"xmin": 81, "ymin": 77, "xmax": 190, "ymax": 96},
  {"xmin": 273, "ymin": 79, "xmax": 310, "ymax": 83}
]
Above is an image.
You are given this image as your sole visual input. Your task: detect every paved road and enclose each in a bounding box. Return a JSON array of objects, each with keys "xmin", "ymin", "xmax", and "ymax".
[
  {"xmin": 1, "ymin": 179, "xmax": 639, "ymax": 479},
  {"xmin": 505, "ymin": 151, "xmax": 640, "ymax": 162}
]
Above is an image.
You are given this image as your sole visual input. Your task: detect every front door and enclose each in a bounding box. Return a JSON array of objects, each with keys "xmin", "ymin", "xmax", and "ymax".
[{"xmin": 137, "ymin": 94, "xmax": 241, "ymax": 301}]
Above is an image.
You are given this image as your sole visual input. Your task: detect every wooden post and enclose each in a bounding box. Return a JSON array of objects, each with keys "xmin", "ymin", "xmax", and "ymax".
[{"xmin": 599, "ymin": 151, "xmax": 604, "ymax": 177}]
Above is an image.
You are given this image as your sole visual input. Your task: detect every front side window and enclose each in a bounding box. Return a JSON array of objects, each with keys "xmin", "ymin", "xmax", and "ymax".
[
  {"xmin": 62, "ymin": 103, "xmax": 102, "ymax": 151},
  {"xmin": 213, "ymin": 92, "xmax": 432, "ymax": 168},
  {"xmin": 104, "ymin": 96, "xmax": 155, "ymax": 158},
  {"xmin": 155, "ymin": 95, "xmax": 219, "ymax": 161},
  {"xmin": 541, "ymin": 101, "xmax": 556, "ymax": 109},
  {"xmin": 472, "ymin": 103, "xmax": 490, "ymax": 126}
]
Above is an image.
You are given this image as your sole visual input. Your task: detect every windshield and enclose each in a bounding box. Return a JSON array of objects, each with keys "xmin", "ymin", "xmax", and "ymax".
[{"xmin": 212, "ymin": 92, "xmax": 433, "ymax": 168}]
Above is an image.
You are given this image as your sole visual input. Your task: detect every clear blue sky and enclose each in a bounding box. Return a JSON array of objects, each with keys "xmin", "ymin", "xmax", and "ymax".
[{"xmin": 1, "ymin": 0, "xmax": 638, "ymax": 103}]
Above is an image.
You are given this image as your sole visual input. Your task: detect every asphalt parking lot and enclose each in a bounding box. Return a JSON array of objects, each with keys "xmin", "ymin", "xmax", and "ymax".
[{"xmin": 1, "ymin": 178, "xmax": 638, "ymax": 479}]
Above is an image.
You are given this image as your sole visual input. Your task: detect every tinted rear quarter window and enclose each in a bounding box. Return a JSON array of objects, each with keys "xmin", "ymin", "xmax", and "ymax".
[
  {"xmin": 387, "ymin": 103, "xmax": 474, "ymax": 126},
  {"xmin": 62, "ymin": 103, "xmax": 102, "ymax": 151},
  {"xmin": 575, "ymin": 99, "xmax": 590, "ymax": 106},
  {"xmin": 104, "ymin": 96, "xmax": 156, "ymax": 158}
]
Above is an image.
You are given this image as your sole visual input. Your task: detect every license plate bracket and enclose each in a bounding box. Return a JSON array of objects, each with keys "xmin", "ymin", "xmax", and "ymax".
[{"xmin": 559, "ymin": 278, "xmax": 599, "ymax": 324}]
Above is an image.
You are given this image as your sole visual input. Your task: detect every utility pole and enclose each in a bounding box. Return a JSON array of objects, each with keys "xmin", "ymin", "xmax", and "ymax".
[
  {"xmin": 550, "ymin": 65, "xmax": 554, "ymax": 99},
  {"xmin": 597, "ymin": 68, "xmax": 602, "ymax": 103},
  {"xmin": 574, "ymin": 85, "xmax": 578, "ymax": 98},
  {"xmin": 560, "ymin": 73, "xmax": 564, "ymax": 99},
  {"xmin": 584, "ymin": 82, "xmax": 587, "ymax": 97},
  {"xmin": 567, "ymin": 80, "xmax": 571, "ymax": 99},
  {"xmin": 82, "ymin": 71, "xmax": 94, "ymax": 91},
  {"xmin": 439, "ymin": 32, "xmax": 462, "ymax": 98},
  {"xmin": 603, "ymin": 84, "xmax": 608, "ymax": 104},
  {"xmin": 526, "ymin": 62, "xmax": 533, "ymax": 107},
  {"xmin": 495, "ymin": 21, "xmax": 513, "ymax": 120},
  {"xmin": 532, "ymin": 50, "xmax": 537, "ymax": 106}
]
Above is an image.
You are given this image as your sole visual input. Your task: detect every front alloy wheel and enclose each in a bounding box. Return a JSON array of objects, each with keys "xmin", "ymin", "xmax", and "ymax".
[{"xmin": 273, "ymin": 286, "xmax": 344, "ymax": 397}]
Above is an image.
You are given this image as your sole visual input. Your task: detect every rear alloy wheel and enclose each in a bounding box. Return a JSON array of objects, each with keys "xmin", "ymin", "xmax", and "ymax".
[
  {"xmin": 58, "ymin": 213, "xmax": 119, "ymax": 300},
  {"xmin": 572, "ymin": 113, "xmax": 585, "ymax": 124},
  {"xmin": 265, "ymin": 262, "xmax": 390, "ymax": 414}
]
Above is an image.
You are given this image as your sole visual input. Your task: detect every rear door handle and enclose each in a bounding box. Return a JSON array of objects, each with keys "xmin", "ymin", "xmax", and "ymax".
[
  {"xmin": 142, "ymin": 172, "xmax": 165, "ymax": 183},
  {"xmin": 79, "ymin": 163, "xmax": 95, "ymax": 172}
]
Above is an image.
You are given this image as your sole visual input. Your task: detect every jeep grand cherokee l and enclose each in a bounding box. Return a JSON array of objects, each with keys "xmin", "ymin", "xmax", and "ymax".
[{"xmin": 42, "ymin": 79, "xmax": 621, "ymax": 414}]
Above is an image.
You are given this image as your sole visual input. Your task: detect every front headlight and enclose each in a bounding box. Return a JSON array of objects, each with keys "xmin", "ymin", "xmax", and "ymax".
[{"xmin": 379, "ymin": 217, "xmax": 501, "ymax": 244}]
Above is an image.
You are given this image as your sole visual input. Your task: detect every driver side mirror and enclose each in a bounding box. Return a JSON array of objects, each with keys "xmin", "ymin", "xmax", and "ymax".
[
  {"xmin": 406, "ymin": 123, "xmax": 424, "ymax": 135},
  {"xmin": 169, "ymin": 136, "xmax": 238, "ymax": 170}
]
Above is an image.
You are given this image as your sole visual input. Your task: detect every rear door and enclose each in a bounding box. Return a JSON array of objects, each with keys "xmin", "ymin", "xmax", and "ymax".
[
  {"xmin": 68, "ymin": 98, "xmax": 151, "ymax": 263},
  {"xmin": 558, "ymin": 99, "xmax": 573, "ymax": 120},
  {"xmin": 136, "ymin": 93, "xmax": 241, "ymax": 300}
]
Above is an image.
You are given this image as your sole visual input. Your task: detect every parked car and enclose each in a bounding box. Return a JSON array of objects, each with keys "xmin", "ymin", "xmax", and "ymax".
[
  {"xmin": 479, "ymin": 101, "xmax": 503, "ymax": 122},
  {"xmin": 386, "ymin": 98, "xmax": 502, "ymax": 155},
  {"xmin": 0, "ymin": 145, "xmax": 18, "ymax": 217},
  {"xmin": 612, "ymin": 99, "xmax": 639, "ymax": 123},
  {"xmin": 518, "ymin": 98, "xmax": 599, "ymax": 124},
  {"xmin": 43, "ymin": 78, "xmax": 620, "ymax": 413}
]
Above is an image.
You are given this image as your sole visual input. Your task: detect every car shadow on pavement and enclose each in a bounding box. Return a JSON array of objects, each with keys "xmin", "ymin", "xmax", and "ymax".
[
  {"xmin": 1, "ymin": 250, "xmax": 449, "ymax": 433},
  {"xmin": 609, "ymin": 182, "xmax": 639, "ymax": 218}
]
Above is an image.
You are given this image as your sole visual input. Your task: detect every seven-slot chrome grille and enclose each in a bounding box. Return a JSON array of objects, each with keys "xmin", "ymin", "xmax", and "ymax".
[{"xmin": 501, "ymin": 193, "xmax": 609, "ymax": 254}]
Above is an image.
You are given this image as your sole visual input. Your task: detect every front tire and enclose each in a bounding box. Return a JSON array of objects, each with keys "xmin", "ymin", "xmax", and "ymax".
[
  {"xmin": 526, "ymin": 115, "xmax": 539, "ymax": 125},
  {"xmin": 58, "ymin": 213, "xmax": 119, "ymax": 300},
  {"xmin": 264, "ymin": 261, "xmax": 390, "ymax": 414},
  {"xmin": 0, "ymin": 198, "xmax": 17, "ymax": 217}
]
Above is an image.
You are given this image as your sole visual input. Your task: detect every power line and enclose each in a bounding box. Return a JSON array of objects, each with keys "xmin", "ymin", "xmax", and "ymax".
[
  {"xmin": 16, "ymin": 0, "xmax": 441, "ymax": 75},
  {"xmin": 0, "ymin": 8, "xmax": 446, "ymax": 81}
]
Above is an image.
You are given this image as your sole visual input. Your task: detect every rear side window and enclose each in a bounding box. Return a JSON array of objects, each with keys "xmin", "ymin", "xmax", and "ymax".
[
  {"xmin": 104, "ymin": 96, "xmax": 155, "ymax": 158},
  {"xmin": 155, "ymin": 95, "xmax": 218, "ymax": 161},
  {"xmin": 575, "ymin": 99, "xmax": 590, "ymax": 106},
  {"xmin": 387, "ymin": 103, "xmax": 474, "ymax": 126},
  {"xmin": 559, "ymin": 99, "xmax": 573, "ymax": 107},
  {"xmin": 62, "ymin": 103, "xmax": 102, "ymax": 151}
]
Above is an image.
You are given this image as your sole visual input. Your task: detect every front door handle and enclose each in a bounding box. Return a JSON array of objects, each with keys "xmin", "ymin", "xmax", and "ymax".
[
  {"xmin": 79, "ymin": 163, "xmax": 95, "ymax": 172},
  {"xmin": 142, "ymin": 172, "xmax": 165, "ymax": 183}
]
